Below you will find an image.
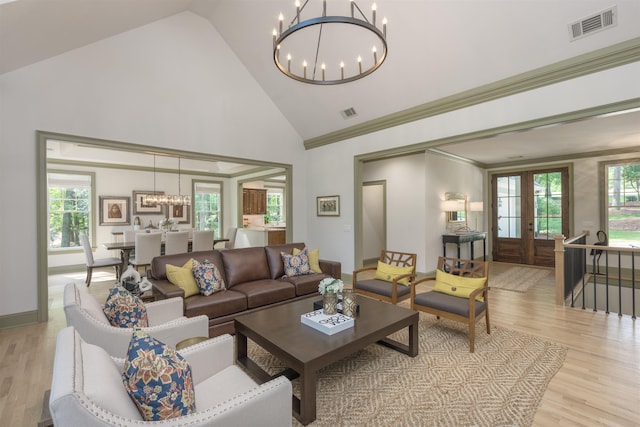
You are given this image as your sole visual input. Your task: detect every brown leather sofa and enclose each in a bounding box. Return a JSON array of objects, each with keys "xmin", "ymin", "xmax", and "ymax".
[{"xmin": 150, "ymin": 243, "xmax": 341, "ymax": 337}]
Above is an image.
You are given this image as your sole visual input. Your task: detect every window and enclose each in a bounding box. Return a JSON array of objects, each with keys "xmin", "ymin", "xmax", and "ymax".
[
  {"xmin": 48, "ymin": 172, "xmax": 92, "ymax": 250},
  {"xmin": 533, "ymin": 171, "xmax": 563, "ymax": 240},
  {"xmin": 194, "ymin": 181, "xmax": 222, "ymax": 238},
  {"xmin": 605, "ymin": 161, "xmax": 640, "ymax": 246},
  {"xmin": 496, "ymin": 175, "xmax": 521, "ymax": 238},
  {"xmin": 266, "ymin": 187, "xmax": 284, "ymax": 224}
]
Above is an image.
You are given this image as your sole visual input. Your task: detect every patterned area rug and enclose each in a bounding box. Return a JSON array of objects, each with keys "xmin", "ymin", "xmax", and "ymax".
[
  {"xmin": 248, "ymin": 316, "xmax": 567, "ymax": 427},
  {"xmin": 490, "ymin": 264, "xmax": 554, "ymax": 292}
]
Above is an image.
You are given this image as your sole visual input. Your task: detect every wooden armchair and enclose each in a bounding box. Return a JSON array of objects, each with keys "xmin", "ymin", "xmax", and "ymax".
[
  {"xmin": 353, "ymin": 250, "xmax": 417, "ymax": 304},
  {"xmin": 411, "ymin": 256, "xmax": 490, "ymax": 352}
]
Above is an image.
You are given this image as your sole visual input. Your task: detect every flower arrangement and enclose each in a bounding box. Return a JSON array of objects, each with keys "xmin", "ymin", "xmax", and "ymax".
[
  {"xmin": 160, "ymin": 217, "xmax": 177, "ymax": 231},
  {"xmin": 318, "ymin": 277, "xmax": 344, "ymax": 295}
]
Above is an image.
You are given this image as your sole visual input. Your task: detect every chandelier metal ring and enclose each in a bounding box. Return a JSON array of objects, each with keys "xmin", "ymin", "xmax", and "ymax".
[{"xmin": 272, "ymin": 1, "xmax": 388, "ymax": 85}]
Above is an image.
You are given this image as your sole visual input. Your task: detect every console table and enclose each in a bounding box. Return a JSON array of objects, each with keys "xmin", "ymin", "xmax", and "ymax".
[{"xmin": 442, "ymin": 232, "xmax": 487, "ymax": 261}]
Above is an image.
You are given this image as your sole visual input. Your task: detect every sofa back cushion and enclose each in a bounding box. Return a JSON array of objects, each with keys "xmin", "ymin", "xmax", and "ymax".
[
  {"xmin": 221, "ymin": 247, "xmax": 271, "ymax": 287},
  {"xmin": 151, "ymin": 250, "xmax": 225, "ymax": 282},
  {"xmin": 264, "ymin": 243, "xmax": 306, "ymax": 279}
]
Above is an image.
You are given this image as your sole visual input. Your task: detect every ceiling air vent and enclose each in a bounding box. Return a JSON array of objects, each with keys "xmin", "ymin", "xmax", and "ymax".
[
  {"xmin": 569, "ymin": 6, "xmax": 617, "ymax": 41},
  {"xmin": 340, "ymin": 107, "xmax": 358, "ymax": 119}
]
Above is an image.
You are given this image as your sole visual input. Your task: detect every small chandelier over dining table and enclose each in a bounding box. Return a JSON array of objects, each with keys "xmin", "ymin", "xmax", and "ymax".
[
  {"xmin": 143, "ymin": 155, "xmax": 191, "ymax": 207},
  {"xmin": 272, "ymin": 0, "xmax": 388, "ymax": 85}
]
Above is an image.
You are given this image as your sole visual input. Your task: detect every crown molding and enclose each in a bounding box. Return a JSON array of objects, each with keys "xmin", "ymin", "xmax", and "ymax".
[{"xmin": 305, "ymin": 37, "xmax": 640, "ymax": 149}]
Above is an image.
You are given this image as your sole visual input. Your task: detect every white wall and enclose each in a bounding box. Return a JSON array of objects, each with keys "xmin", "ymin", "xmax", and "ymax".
[
  {"xmin": 1, "ymin": 9, "xmax": 639, "ymax": 321},
  {"xmin": 0, "ymin": 12, "xmax": 305, "ymax": 317},
  {"xmin": 304, "ymin": 62, "xmax": 640, "ymax": 275}
]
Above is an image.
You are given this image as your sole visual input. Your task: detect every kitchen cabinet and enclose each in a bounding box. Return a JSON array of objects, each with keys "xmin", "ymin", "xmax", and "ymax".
[
  {"xmin": 242, "ymin": 188, "xmax": 267, "ymax": 215},
  {"xmin": 267, "ymin": 229, "xmax": 286, "ymax": 245}
]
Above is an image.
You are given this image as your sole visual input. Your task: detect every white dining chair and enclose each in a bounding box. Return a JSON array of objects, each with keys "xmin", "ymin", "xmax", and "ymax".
[
  {"xmin": 164, "ymin": 230, "xmax": 189, "ymax": 255},
  {"xmin": 129, "ymin": 232, "xmax": 161, "ymax": 273},
  {"xmin": 214, "ymin": 227, "xmax": 238, "ymax": 250},
  {"xmin": 123, "ymin": 229, "xmax": 145, "ymax": 243},
  {"xmin": 192, "ymin": 230, "xmax": 214, "ymax": 252},
  {"xmin": 79, "ymin": 234, "xmax": 122, "ymax": 287}
]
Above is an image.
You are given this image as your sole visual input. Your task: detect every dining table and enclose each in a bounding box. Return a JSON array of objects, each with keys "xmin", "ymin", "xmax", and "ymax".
[{"xmin": 102, "ymin": 237, "xmax": 229, "ymax": 273}]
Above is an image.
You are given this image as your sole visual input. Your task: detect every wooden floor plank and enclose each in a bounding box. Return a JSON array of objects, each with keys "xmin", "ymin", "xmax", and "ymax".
[{"xmin": 0, "ymin": 264, "xmax": 638, "ymax": 426}]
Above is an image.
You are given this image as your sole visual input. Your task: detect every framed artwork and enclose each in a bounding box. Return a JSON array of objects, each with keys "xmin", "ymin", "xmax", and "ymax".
[
  {"xmin": 132, "ymin": 190, "xmax": 165, "ymax": 214},
  {"xmin": 168, "ymin": 204, "xmax": 190, "ymax": 224},
  {"xmin": 99, "ymin": 196, "xmax": 131, "ymax": 226},
  {"xmin": 316, "ymin": 195, "xmax": 340, "ymax": 217}
]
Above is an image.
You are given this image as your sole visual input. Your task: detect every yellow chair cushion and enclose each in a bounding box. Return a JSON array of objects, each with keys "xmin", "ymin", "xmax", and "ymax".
[
  {"xmin": 375, "ymin": 261, "xmax": 413, "ymax": 286},
  {"xmin": 293, "ymin": 247, "xmax": 322, "ymax": 273},
  {"xmin": 166, "ymin": 259, "xmax": 199, "ymax": 298},
  {"xmin": 433, "ymin": 269, "xmax": 487, "ymax": 301}
]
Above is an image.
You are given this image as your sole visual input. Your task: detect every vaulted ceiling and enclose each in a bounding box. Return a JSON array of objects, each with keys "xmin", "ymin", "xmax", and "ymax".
[{"xmin": 2, "ymin": 0, "xmax": 640, "ymax": 167}]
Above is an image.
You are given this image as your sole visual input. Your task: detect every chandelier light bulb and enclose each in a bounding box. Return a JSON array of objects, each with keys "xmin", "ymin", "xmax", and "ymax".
[
  {"xmin": 372, "ymin": 2, "xmax": 377, "ymax": 25},
  {"xmin": 278, "ymin": 13, "xmax": 284, "ymax": 34},
  {"xmin": 358, "ymin": 56, "xmax": 362, "ymax": 74}
]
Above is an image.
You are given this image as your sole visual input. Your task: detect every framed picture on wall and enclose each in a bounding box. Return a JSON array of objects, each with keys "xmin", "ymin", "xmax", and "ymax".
[
  {"xmin": 99, "ymin": 196, "xmax": 131, "ymax": 225},
  {"xmin": 132, "ymin": 191, "xmax": 165, "ymax": 214},
  {"xmin": 168, "ymin": 204, "xmax": 190, "ymax": 224},
  {"xmin": 316, "ymin": 195, "xmax": 340, "ymax": 217}
]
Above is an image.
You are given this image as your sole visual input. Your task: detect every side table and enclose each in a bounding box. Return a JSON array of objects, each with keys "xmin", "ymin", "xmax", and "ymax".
[
  {"xmin": 139, "ymin": 290, "xmax": 155, "ymax": 303},
  {"xmin": 442, "ymin": 232, "xmax": 487, "ymax": 260}
]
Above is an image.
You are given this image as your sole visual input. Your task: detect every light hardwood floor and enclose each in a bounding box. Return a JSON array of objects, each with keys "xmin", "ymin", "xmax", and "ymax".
[{"xmin": 1, "ymin": 264, "xmax": 638, "ymax": 426}]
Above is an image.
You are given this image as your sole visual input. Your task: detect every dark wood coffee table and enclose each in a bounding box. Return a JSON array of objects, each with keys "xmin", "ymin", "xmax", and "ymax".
[{"xmin": 234, "ymin": 296, "xmax": 419, "ymax": 425}]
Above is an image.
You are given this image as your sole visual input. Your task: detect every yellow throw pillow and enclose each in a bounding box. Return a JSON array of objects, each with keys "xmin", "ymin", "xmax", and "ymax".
[
  {"xmin": 166, "ymin": 259, "xmax": 199, "ymax": 298},
  {"xmin": 293, "ymin": 247, "xmax": 321, "ymax": 273},
  {"xmin": 433, "ymin": 269, "xmax": 487, "ymax": 301},
  {"xmin": 374, "ymin": 261, "xmax": 413, "ymax": 286}
]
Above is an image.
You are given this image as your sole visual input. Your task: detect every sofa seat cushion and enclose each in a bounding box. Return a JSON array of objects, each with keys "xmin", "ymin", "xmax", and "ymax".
[
  {"xmin": 355, "ymin": 278, "xmax": 412, "ymax": 298},
  {"xmin": 184, "ymin": 290, "xmax": 248, "ymax": 319},
  {"xmin": 282, "ymin": 273, "xmax": 329, "ymax": 296},
  {"xmin": 232, "ymin": 280, "xmax": 296, "ymax": 309},
  {"xmin": 221, "ymin": 247, "xmax": 272, "ymax": 287},
  {"xmin": 414, "ymin": 291, "xmax": 486, "ymax": 317},
  {"xmin": 195, "ymin": 365, "xmax": 258, "ymax": 410}
]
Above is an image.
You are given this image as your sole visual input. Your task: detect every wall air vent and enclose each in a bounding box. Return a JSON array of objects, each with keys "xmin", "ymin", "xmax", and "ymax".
[
  {"xmin": 340, "ymin": 107, "xmax": 358, "ymax": 119},
  {"xmin": 569, "ymin": 6, "xmax": 617, "ymax": 41}
]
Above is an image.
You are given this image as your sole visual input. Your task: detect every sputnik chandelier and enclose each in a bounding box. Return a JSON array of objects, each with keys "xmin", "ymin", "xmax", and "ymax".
[{"xmin": 272, "ymin": 0, "xmax": 388, "ymax": 85}]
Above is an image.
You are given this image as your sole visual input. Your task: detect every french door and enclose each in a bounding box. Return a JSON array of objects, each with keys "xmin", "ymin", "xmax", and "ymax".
[{"xmin": 491, "ymin": 167, "xmax": 569, "ymax": 267}]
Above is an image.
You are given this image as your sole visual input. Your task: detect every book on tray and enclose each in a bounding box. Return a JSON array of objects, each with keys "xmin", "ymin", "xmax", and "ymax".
[{"xmin": 300, "ymin": 310, "xmax": 354, "ymax": 335}]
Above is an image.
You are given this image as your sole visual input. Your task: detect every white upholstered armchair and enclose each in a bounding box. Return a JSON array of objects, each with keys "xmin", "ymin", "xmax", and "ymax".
[
  {"xmin": 63, "ymin": 282, "xmax": 209, "ymax": 358},
  {"xmin": 49, "ymin": 327, "xmax": 293, "ymax": 426}
]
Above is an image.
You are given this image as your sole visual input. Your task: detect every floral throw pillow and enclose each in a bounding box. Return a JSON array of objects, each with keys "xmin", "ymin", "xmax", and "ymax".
[
  {"xmin": 191, "ymin": 259, "xmax": 226, "ymax": 296},
  {"xmin": 281, "ymin": 248, "xmax": 313, "ymax": 277},
  {"xmin": 122, "ymin": 330, "xmax": 196, "ymax": 421},
  {"xmin": 102, "ymin": 286, "xmax": 148, "ymax": 328}
]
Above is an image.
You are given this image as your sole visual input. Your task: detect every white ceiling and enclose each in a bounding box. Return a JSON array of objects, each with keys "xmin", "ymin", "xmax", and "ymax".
[{"xmin": 2, "ymin": 0, "xmax": 640, "ymax": 167}]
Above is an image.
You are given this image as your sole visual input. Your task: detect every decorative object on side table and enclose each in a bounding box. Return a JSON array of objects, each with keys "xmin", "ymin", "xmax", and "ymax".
[{"xmin": 318, "ymin": 277, "xmax": 344, "ymax": 315}]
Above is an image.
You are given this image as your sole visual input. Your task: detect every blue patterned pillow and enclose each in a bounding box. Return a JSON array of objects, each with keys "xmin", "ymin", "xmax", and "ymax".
[
  {"xmin": 103, "ymin": 286, "xmax": 148, "ymax": 328},
  {"xmin": 123, "ymin": 330, "xmax": 196, "ymax": 421},
  {"xmin": 191, "ymin": 259, "xmax": 226, "ymax": 296},
  {"xmin": 281, "ymin": 248, "xmax": 313, "ymax": 277}
]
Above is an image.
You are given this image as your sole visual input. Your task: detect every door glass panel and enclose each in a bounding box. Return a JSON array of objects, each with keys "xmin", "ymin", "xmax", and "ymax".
[
  {"xmin": 533, "ymin": 172, "xmax": 562, "ymax": 240},
  {"xmin": 497, "ymin": 176, "xmax": 521, "ymax": 238}
]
